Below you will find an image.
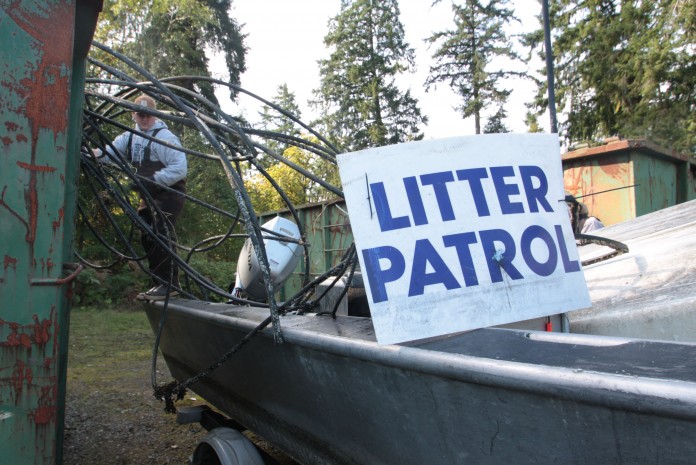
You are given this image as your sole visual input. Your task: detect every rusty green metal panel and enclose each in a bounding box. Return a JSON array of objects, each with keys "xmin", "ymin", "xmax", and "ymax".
[
  {"xmin": 0, "ymin": 1, "xmax": 99, "ymax": 464},
  {"xmin": 631, "ymin": 151, "xmax": 679, "ymax": 216},
  {"xmin": 563, "ymin": 153, "xmax": 635, "ymax": 226},
  {"xmin": 563, "ymin": 140, "xmax": 695, "ymax": 227}
]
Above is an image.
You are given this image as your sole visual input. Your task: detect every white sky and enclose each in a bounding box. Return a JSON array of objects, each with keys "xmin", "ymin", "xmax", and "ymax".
[{"xmin": 216, "ymin": 0, "xmax": 546, "ymax": 139}]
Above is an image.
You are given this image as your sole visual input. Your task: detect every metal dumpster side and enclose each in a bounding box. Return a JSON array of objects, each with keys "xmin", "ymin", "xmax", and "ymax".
[{"xmin": 0, "ymin": 1, "xmax": 100, "ymax": 463}]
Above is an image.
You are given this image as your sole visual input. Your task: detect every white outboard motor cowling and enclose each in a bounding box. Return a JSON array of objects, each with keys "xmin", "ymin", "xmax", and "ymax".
[{"xmin": 234, "ymin": 216, "xmax": 302, "ymax": 301}]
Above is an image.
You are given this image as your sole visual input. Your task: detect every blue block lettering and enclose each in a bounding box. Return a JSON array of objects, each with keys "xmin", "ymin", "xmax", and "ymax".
[
  {"xmin": 555, "ymin": 225, "xmax": 581, "ymax": 272},
  {"xmin": 362, "ymin": 246, "xmax": 406, "ymax": 303},
  {"xmin": 404, "ymin": 176, "xmax": 428, "ymax": 226},
  {"xmin": 491, "ymin": 166, "xmax": 525, "ymax": 214},
  {"xmin": 455, "ymin": 168, "xmax": 490, "ymax": 217},
  {"xmin": 519, "ymin": 165, "xmax": 553, "ymax": 213},
  {"xmin": 408, "ymin": 239, "xmax": 461, "ymax": 297},
  {"xmin": 479, "ymin": 229, "xmax": 524, "ymax": 282},
  {"xmin": 370, "ymin": 182, "xmax": 411, "ymax": 232},
  {"xmin": 443, "ymin": 232, "xmax": 480, "ymax": 286},
  {"xmin": 521, "ymin": 225, "xmax": 558, "ymax": 276},
  {"xmin": 420, "ymin": 171, "xmax": 456, "ymax": 221}
]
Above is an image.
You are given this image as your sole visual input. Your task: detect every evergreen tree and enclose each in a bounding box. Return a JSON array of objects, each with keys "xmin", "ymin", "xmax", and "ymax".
[
  {"xmin": 259, "ymin": 84, "xmax": 304, "ymax": 158},
  {"xmin": 312, "ymin": 0, "xmax": 427, "ymax": 151},
  {"xmin": 94, "ymin": 0, "xmax": 246, "ymax": 103},
  {"xmin": 426, "ymin": 0, "xmax": 523, "ymax": 134},
  {"xmin": 529, "ymin": 0, "xmax": 695, "ymax": 154},
  {"xmin": 524, "ymin": 110, "xmax": 544, "ymax": 133},
  {"xmin": 483, "ymin": 106, "xmax": 510, "ymax": 133}
]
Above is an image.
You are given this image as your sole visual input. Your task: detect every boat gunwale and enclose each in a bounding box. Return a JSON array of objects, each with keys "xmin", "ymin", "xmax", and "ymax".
[{"xmin": 148, "ymin": 300, "xmax": 696, "ymax": 422}]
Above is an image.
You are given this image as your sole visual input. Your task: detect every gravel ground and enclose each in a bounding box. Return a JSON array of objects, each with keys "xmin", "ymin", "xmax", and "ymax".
[{"xmin": 62, "ymin": 307, "xmax": 297, "ymax": 465}]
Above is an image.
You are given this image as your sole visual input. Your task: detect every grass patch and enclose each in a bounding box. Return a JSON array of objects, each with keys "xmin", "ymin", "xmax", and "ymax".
[
  {"xmin": 65, "ymin": 303, "xmax": 299, "ymax": 464},
  {"xmin": 68, "ymin": 305, "xmax": 156, "ymax": 387}
]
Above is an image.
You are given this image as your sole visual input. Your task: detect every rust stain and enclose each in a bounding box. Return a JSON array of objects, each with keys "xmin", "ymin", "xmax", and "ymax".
[
  {"xmin": 2, "ymin": 320, "xmax": 33, "ymax": 349},
  {"xmin": 4, "ymin": 255, "xmax": 18, "ymax": 270},
  {"xmin": 5, "ymin": 121, "xmax": 20, "ymax": 132},
  {"xmin": 5, "ymin": 1, "xmax": 74, "ymax": 140},
  {"xmin": 16, "ymin": 161, "xmax": 57, "ymax": 172},
  {"xmin": 31, "ymin": 314, "xmax": 52, "ymax": 346},
  {"xmin": 4, "ymin": 2, "xmax": 74, "ymax": 254},
  {"xmin": 16, "ymin": 133, "xmax": 28, "ymax": 143},
  {"xmin": 563, "ymin": 168, "xmax": 584, "ymax": 196},
  {"xmin": 596, "ymin": 158, "xmax": 628, "ymax": 179},
  {"xmin": 51, "ymin": 305, "xmax": 60, "ymax": 356},
  {"xmin": 52, "ymin": 207, "xmax": 64, "ymax": 231},
  {"xmin": 24, "ymin": 183, "xmax": 38, "ymax": 244},
  {"xmin": 31, "ymin": 405, "xmax": 56, "ymax": 425},
  {"xmin": 1, "ymin": 136, "xmax": 12, "ymax": 147},
  {"xmin": 31, "ymin": 386, "xmax": 57, "ymax": 425},
  {"xmin": 1, "ymin": 313, "xmax": 53, "ymax": 349},
  {"xmin": 10, "ymin": 359, "xmax": 33, "ymax": 396}
]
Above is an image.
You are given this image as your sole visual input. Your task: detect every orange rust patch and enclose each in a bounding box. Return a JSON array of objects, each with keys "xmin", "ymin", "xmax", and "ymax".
[
  {"xmin": 52, "ymin": 207, "xmax": 64, "ymax": 231},
  {"xmin": 7, "ymin": 2, "xmax": 74, "ymax": 142},
  {"xmin": 4, "ymin": 255, "xmax": 18, "ymax": 270},
  {"xmin": 597, "ymin": 158, "xmax": 628, "ymax": 179},
  {"xmin": 10, "ymin": 359, "xmax": 33, "ymax": 395},
  {"xmin": 32, "ymin": 405, "xmax": 56, "ymax": 425},
  {"xmin": 16, "ymin": 161, "xmax": 57, "ymax": 172}
]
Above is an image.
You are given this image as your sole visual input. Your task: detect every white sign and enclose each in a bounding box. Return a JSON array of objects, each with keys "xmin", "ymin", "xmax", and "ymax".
[{"xmin": 337, "ymin": 134, "xmax": 591, "ymax": 345}]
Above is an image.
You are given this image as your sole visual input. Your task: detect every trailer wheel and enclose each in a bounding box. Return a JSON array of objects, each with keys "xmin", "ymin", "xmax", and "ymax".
[{"xmin": 191, "ymin": 427, "xmax": 265, "ymax": 465}]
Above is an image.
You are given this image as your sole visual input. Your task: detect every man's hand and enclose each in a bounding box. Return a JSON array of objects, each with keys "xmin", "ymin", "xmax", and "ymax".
[{"xmin": 81, "ymin": 147, "xmax": 104, "ymax": 159}]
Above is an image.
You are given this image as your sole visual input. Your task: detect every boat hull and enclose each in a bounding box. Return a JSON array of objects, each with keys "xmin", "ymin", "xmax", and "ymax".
[{"xmin": 145, "ymin": 302, "xmax": 696, "ymax": 465}]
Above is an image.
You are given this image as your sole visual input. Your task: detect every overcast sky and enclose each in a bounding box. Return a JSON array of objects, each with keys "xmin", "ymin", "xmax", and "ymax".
[{"xmin": 215, "ymin": 0, "xmax": 546, "ymax": 139}]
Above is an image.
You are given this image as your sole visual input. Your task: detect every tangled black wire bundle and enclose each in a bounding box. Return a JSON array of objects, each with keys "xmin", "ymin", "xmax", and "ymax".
[{"xmin": 79, "ymin": 42, "xmax": 359, "ymax": 411}]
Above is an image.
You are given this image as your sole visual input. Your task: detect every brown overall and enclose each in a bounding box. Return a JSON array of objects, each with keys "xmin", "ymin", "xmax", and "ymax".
[{"xmin": 128, "ymin": 129, "xmax": 186, "ymax": 284}]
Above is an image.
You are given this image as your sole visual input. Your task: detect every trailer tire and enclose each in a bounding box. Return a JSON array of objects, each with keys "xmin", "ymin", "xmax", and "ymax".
[{"xmin": 191, "ymin": 427, "xmax": 265, "ymax": 465}]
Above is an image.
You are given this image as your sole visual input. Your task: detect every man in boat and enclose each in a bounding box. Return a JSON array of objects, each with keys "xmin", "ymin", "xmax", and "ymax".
[
  {"xmin": 91, "ymin": 94, "xmax": 187, "ymax": 300},
  {"xmin": 566, "ymin": 194, "xmax": 604, "ymax": 234}
]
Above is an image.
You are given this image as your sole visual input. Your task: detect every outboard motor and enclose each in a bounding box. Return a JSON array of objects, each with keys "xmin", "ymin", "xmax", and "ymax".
[{"xmin": 233, "ymin": 217, "xmax": 302, "ymax": 301}]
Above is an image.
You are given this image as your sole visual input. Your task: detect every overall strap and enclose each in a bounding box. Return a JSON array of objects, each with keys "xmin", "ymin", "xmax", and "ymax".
[
  {"xmin": 143, "ymin": 128, "xmax": 162, "ymax": 163},
  {"xmin": 126, "ymin": 132, "xmax": 134, "ymax": 162},
  {"xmin": 128, "ymin": 128, "xmax": 162, "ymax": 164}
]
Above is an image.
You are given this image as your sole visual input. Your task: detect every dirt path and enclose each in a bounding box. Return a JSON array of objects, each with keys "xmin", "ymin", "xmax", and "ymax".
[{"xmin": 63, "ymin": 306, "xmax": 296, "ymax": 464}]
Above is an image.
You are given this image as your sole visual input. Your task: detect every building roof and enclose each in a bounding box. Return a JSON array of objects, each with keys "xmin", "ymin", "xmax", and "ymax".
[{"xmin": 562, "ymin": 138, "xmax": 690, "ymax": 164}]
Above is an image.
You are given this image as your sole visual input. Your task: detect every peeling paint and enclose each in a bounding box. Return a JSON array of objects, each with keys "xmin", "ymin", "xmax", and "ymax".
[
  {"xmin": 16, "ymin": 161, "xmax": 57, "ymax": 173},
  {"xmin": 3, "ymin": 255, "xmax": 18, "ymax": 270},
  {"xmin": 5, "ymin": 2, "xmax": 74, "ymax": 141},
  {"xmin": 32, "ymin": 385, "xmax": 57, "ymax": 425},
  {"xmin": 597, "ymin": 158, "xmax": 629, "ymax": 179},
  {"xmin": 0, "ymin": 1, "xmax": 95, "ymax": 462},
  {"xmin": 0, "ymin": 313, "xmax": 53, "ymax": 349},
  {"xmin": 10, "ymin": 360, "xmax": 33, "ymax": 396},
  {"xmin": 2, "ymin": 320, "xmax": 32, "ymax": 349},
  {"xmin": 52, "ymin": 207, "xmax": 64, "ymax": 232},
  {"xmin": 31, "ymin": 314, "xmax": 52, "ymax": 346}
]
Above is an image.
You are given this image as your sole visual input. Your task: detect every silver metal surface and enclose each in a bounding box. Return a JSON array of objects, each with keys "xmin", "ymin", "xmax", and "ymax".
[{"xmin": 145, "ymin": 301, "xmax": 696, "ymax": 465}]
